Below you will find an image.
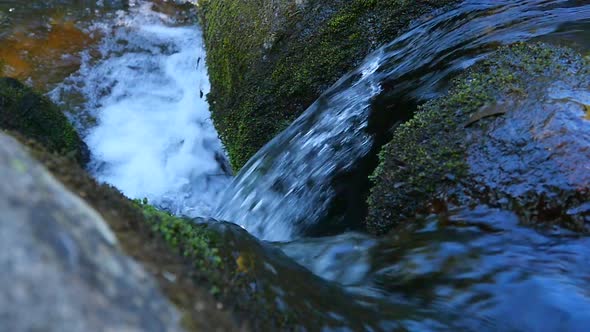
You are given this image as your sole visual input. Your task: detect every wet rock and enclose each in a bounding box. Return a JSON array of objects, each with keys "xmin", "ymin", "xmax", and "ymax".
[
  {"xmin": 0, "ymin": 77, "xmax": 89, "ymax": 165},
  {"xmin": 198, "ymin": 0, "xmax": 460, "ymax": 171},
  {"xmin": 0, "ymin": 132, "xmax": 182, "ymax": 332},
  {"xmin": 271, "ymin": 206, "xmax": 590, "ymax": 331},
  {"xmin": 21, "ymin": 134, "xmax": 242, "ymax": 332},
  {"xmin": 194, "ymin": 219, "xmax": 401, "ymax": 331},
  {"xmin": 367, "ymin": 43, "xmax": 590, "ymax": 235}
]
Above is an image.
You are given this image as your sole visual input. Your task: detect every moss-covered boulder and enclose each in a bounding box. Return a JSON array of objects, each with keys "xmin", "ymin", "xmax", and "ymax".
[
  {"xmin": 198, "ymin": 0, "xmax": 460, "ymax": 171},
  {"xmin": 0, "ymin": 77, "xmax": 89, "ymax": 165},
  {"xmin": 367, "ymin": 43, "xmax": 590, "ymax": 235},
  {"xmin": 9, "ymin": 133, "xmax": 240, "ymax": 331},
  {"xmin": 136, "ymin": 201, "xmax": 391, "ymax": 330}
]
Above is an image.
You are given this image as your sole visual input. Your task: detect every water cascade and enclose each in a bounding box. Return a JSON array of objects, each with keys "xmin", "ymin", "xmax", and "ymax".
[{"xmin": 51, "ymin": 1, "xmax": 232, "ymax": 217}]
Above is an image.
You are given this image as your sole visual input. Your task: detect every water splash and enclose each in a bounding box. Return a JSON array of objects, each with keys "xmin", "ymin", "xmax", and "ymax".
[
  {"xmin": 51, "ymin": 1, "xmax": 231, "ymax": 217},
  {"xmin": 215, "ymin": 0, "xmax": 590, "ymax": 241}
]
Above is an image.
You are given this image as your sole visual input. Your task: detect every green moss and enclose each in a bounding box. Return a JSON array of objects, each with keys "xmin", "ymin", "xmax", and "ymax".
[
  {"xmin": 199, "ymin": 0, "xmax": 460, "ymax": 171},
  {"xmin": 134, "ymin": 200, "xmax": 224, "ymax": 284},
  {"xmin": 133, "ymin": 200, "xmax": 299, "ymax": 328},
  {"xmin": 0, "ymin": 77, "xmax": 88, "ymax": 165},
  {"xmin": 366, "ymin": 42, "xmax": 575, "ymax": 235}
]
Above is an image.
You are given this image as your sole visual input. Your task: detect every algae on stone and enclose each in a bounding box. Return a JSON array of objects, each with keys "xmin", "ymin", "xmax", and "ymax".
[
  {"xmin": 0, "ymin": 77, "xmax": 89, "ymax": 165},
  {"xmin": 367, "ymin": 43, "xmax": 590, "ymax": 235}
]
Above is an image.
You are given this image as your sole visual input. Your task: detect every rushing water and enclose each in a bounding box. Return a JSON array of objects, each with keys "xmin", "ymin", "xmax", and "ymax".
[
  {"xmin": 2, "ymin": 0, "xmax": 590, "ymax": 330},
  {"xmin": 215, "ymin": 0, "xmax": 590, "ymax": 242},
  {"xmin": 48, "ymin": 1, "xmax": 231, "ymax": 217},
  {"xmin": 1, "ymin": 0, "xmax": 229, "ymax": 216}
]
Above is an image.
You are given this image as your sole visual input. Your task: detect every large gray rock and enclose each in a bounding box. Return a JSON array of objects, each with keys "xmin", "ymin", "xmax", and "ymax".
[{"xmin": 0, "ymin": 132, "xmax": 183, "ymax": 332}]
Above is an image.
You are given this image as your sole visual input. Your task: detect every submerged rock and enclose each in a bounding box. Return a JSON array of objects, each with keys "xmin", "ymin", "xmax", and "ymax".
[
  {"xmin": 0, "ymin": 77, "xmax": 89, "ymax": 165},
  {"xmin": 199, "ymin": 0, "xmax": 460, "ymax": 170},
  {"xmin": 277, "ymin": 205, "xmax": 590, "ymax": 331},
  {"xmin": 0, "ymin": 132, "xmax": 182, "ymax": 331},
  {"xmin": 367, "ymin": 43, "xmax": 590, "ymax": 235}
]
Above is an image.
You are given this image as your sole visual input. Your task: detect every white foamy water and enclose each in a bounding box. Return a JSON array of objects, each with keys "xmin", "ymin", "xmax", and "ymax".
[{"xmin": 51, "ymin": 2, "xmax": 232, "ymax": 217}]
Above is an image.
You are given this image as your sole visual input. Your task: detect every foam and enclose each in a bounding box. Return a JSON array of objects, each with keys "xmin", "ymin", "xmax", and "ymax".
[{"xmin": 52, "ymin": 2, "xmax": 231, "ymax": 217}]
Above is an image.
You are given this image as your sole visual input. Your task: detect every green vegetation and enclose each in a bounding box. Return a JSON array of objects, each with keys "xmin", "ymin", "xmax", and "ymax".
[
  {"xmin": 0, "ymin": 77, "xmax": 88, "ymax": 165},
  {"xmin": 198, "ymin": 0, "xmax": 460, "ymax": 171},
  {"xmin": 134, "ymin": 200, "xmax": 224, "ymax": 287}
]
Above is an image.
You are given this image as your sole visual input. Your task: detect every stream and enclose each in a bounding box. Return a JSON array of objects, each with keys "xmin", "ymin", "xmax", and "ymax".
[{"xmin": 2, "ymin": 0, "xmax": 590, "ymax": 330}]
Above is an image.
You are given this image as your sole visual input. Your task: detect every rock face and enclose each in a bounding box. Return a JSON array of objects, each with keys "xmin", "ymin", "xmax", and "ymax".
[
  {"xmin": 0, "ymin": 132, "xmax": 183, "ymax": 332},
  {"xmin": 367, "ymin": 43, "xmax": 590, "ymax": 235},
  {"xmin": 198, "ymin": 0, "xmax": 460, "ymax": 170},
  {"xmin": 0, "ymin": 77, "xmax": 89, "ymax": 165}
]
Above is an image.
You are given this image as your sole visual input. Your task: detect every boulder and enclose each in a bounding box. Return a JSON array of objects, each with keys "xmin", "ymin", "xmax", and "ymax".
[
  {"xmin": 367, "ymin": 43, "xmax": 590, "ymax": 235},
  {"xmin": 0, "ymin": 132, "xmax": 182, "ymax": 332},
  {"xmin": 193, "ymin": 219, "xmax": 400, "ymax": 331},
  {"xmin": 0, "ymin": 77, "xmax": 89, "ymax": 165}
]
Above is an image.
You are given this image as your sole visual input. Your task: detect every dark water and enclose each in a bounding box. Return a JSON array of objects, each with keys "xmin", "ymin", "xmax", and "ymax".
[
  {"xmin": 0, "ymin": 0, "xmax": 126, "ymax": 89},
  {"xmin": 278, "ymin": 206, "xmax": 590, "ymax": 331},
  {"xmin": 0, "ymin": 0, "xmax": 126, "ymax": 30},
  {"xmin": 0, "ymin": 0, "xmax": 197, "ymax": 90}
]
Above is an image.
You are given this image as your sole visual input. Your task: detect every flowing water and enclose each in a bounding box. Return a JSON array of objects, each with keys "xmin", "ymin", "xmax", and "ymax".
[
  {"xmin": 44, "ymin": 0, "xmax": 231, "ymax": 217},
  {"xmin": 2, "ymin": 0, "xmax": 590, "ymax": 330},
  {"xmin": 275, "ymin": 206, "xmax": 590, "ymax": 331}
]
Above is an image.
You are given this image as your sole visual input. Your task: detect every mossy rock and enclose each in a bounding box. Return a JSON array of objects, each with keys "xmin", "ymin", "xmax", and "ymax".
[
  {"xmin": 9, "ymin": 133, "xmax": 239, "ymax": 331},
  {"xmin": 135, "ymin": 201, "xmax": 389, "ymax": 330},
  {"xmin": 192, "ymin": 220, "xmax": 397, "ymax": 331},
  {"xmin": 0, "ymin": 77, "xmax": 89, "ymax": 165},
  {"xmin": 198, "ymin": 0, "xmax": 460, "ymax": 171},
  {"xmin": 367, "ymin": 42, "xmax": 590, "ymax": 235}
]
